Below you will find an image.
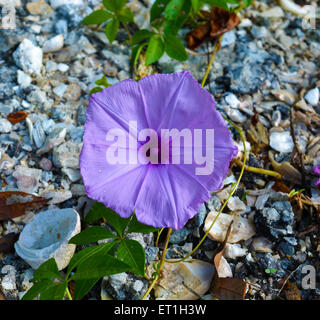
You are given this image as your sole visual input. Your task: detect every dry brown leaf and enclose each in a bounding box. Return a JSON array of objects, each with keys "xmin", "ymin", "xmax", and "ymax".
[
  {"xmin": 213, "ymin": 221, "xmax": 233, "ymax": 275},
  {"xmin": 211, "ymin": 278, "xmax": 248, "ymax": 300},
  {"xmin": 0, "ymin": 233, "xmax": 19, "ymax": 254},
  {"xmin": 280, "ymin": 281, "xmax": 302, "ymax": 300},
  {"xmin": 0, "ymin": 290, "xmax": 6, "ymax": 300},
  {"xmin": 0, "ymin": 191, "xmax": 48, "ymax": 221},
  {"xmin": 211, "ymin": 221, "xmax": 248, "ymax": 300},
  {"xmin": 247, "ymin": 122, "xmax": 269, "ymax": 153},
  {"xmin": 7, "ymin": 111, "xmax": 28, "ymax": 124},
  {"xmin": 272, "ymin": 181, "xmax": 291, "ymax": 194},
  {"xmin": 187, "ymin": 7, "xmax": 240, "ymax": 50}
]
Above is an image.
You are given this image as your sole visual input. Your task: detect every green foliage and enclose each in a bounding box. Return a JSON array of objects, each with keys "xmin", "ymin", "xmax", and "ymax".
[
  {"xmin": 23, "ymin": 202, "xmax": 159, "ymax": 300},
  {"xmin": 145, "ymin": 35, "xmax": 165, "ymax": 65},
  {"xmin": 90, "ymin": 75, "xmax": 111, "ymax": 95},
  {"xmin": 82, "ymin": 0, "xmax": 252, "ymax": 66}
]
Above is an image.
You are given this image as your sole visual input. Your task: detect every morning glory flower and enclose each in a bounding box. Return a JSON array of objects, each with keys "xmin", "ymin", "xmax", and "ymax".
[
  {"xmin": 80, "ymin": 71, "xmax": 237, "ymax": 230},
  {"xmin": 314, "ymin": 165, "xmax": 320, "ymax": 186}
]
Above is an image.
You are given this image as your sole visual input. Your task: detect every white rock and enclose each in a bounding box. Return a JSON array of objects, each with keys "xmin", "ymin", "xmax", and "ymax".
[
  {"xmin": 49, "ymin": 0, "xmax": 83, "ymax": 8},
  {"xmin": 0, "ymin": 0, "xmax": 21, "ymax": 7},
  {"xmin": 260, "ymin": 6, "xmax": 284, "ymax": 18},
  {"xmin": 46, "ymin": 60, "xmax": 58, "ymax": 72},
  {"xmin": 0, "ymin": 118, "xmax": 12, "ymax": 133},
  {"xmin": 15, "ymin": 208, "xmax": 80, "ymax": 270},
  {"xmin": 53, "ymin": 83, "xmax": 67, "ymax": 98},
  {"xmin": 251, "ymin": 237, "xmax": 273, "ymax": 253},
  {"xmin": 224, "ymin": 243, "xmax": 248, "ymax": 259},
  {"xmin": 270, "ymin": 131, "xmax": 294, "ymax": 153},
  {"xmin": 304, "ymin": 88, "xmax": 319, "ymax": 106},
  {"xmin": 153, "ymin": 259, "xmax": 215, "ymax": 300},
  {"xmin": 12, "ymin": 166, "xmax": 42, "ymax": 193},
  {"xmin": 43, "ymin": 34, "xmax": 64, "ymax": 53},
  {"xmin": 17, "ymin": 70, "xmax": 32, "ymax": 88},
  {"xmin": 203, "ymin": 211, "xmax": 256, "ymax": 243},
  {"xmin": 57, "ymin": 63, "xmax": 69, "ymax": 72},
  {"xmin": 225, "ymin": 93, "xmax": 240, "ymax": 108},
  {"xmin": 13, "ymin": 39, "xmax": 43, "ymax": 75},
  {"xmin": 227, "ymin": 196, "xmax": 246, "ymax": 212}
]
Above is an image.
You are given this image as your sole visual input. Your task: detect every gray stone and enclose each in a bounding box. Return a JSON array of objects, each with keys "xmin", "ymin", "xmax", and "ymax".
[
  {"xmin": 53, "ymin": 140, "xmax": 81, "ymax": 168},
  {"xmin": 169, "ymin": 227, "xmax": 192, "ymax": 244}
]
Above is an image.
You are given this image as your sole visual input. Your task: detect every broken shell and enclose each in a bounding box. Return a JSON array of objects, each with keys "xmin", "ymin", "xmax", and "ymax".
[
  {"xmin": 15, "ymin": 208, "xmax": 80, "ymax": 270},
  {"xmin": 203, "ymin": 211, "xmax": 256, "ymax": 243},
  {"xmin": 217, "ymin": 256, "xmax": 233, "ymax": 278},
  {"xmin": 153, "ymin": 259, "xmax": 215, "ymax": 300}
]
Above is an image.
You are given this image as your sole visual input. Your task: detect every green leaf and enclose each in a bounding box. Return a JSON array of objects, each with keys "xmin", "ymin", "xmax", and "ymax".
[
  {"xmin": 191, "ymin": 0, "xmax": 202, "ymax": 12},
  {"xmin": 243, "ymin": 0, "xmax": 252, "ymax": 7},
  {"xmin": 103, "ymin": 0, "xmax": 126, "ymax": 12},
  {"xmin": 119, "ymin": 8, "xmax": 134, "ymax": 22},
  {"xmin": 67, "ymin": 242, "xmax": 117, "ymax": 277},
  {"xmin": 71, "ymin": 255, "xmax": 130, "ymax": 280},
  {"xmin": 163, "ymin": 0, "xmax": 191, "ymax": 35},
  {"xmin": 164, "ymin": 0, "xmax": 185, "ymax": 20},
  {"xmin": 69, "ymin": 226, "xmax": 118, "ymax": 245},
  {"xmin": 164, "ymin": 34, "xmax": 188, "ymax": 61},
  {"xmin": 21, "ymin": 280, "xmax": 53, "ymax": 300},
  {"xmin": 33, "ymin": 258, "xmax": 62, "ymax": 282},
  {"xmin": 102, "ymin": 209, "xmax": 131, "ymax": 236},
  {"xmin": 82, "ymin": 10, "xmax": 113, "ymax": 25},
  {"xmin": 95, "ymin": 75, "xmax": 111, "ymax": 88},
  {"xmin": 84, "ymin": 202, "xmax": 106, "ymax": 223},
  {"xmin": 150, "ymin": 0, "xmax": 170, "ymax": 22},
  {"xmin": 117, "ymin": 239, "xmax": 145, "ymax": 276},
  {"xmin": 74, "ymin": 278, "xmax": 100, "ymax": 300},
  {"xmin": 126, "ymin": 214, "xmax": 160, "ymax": 233},
  {"xmin": 90, "ymin": 87, "xmax": 103, "ymax": 94},
  {"xmin": 105, "ymin": 18, "xmax": 119, "ymax": 43},
  {"xmin": 145, "ymin": 35, "xmax": 165, "ymax": 65},
  {"xmin": 205, "ymin": 0, "xmax": 229, "ymax": 10},
  {"xmin": 132, "ymin": 29, "xmax": 154, "ymax": 45},
  {"xmin": 40, "ymin": 281, "xmax": 67, "ymax": 300},
  {"xmin": 84, "ymin": 202, "xmax": 131, "ymax": 236}
]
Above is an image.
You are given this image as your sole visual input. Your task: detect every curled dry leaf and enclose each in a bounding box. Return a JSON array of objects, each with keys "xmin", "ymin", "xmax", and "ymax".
[
  {"xmin": 279, "ymin": 280, "xmax": 301, "ymax": 300},
  {"xmin": 187, "ymin": 7, "xmax": 240, "ymax": 50},
  {"xmin": 0, "ymin": 191, "xmax": 48, "ymax": 221},
  {"xmin": 7, "ymin": 111, "xmax": 28, "ymax": 124},
  {"xmin": 0, "ymin": 232, "xmax": 19, "ymax": 254}
]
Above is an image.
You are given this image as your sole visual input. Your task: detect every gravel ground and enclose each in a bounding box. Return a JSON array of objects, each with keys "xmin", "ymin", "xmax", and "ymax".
[{"xmin": 0, "ymin": 0, "xmax": 319, "ymax": 300}]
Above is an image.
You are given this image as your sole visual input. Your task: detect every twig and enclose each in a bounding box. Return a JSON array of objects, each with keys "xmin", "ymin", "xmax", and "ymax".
[
  {"xmin": 290, "ymin": 106, "xmax": 306, "ymax": 186},
  {"xmin": 276, "ymin": 265, "xmax": 301, "ymax": 298}
]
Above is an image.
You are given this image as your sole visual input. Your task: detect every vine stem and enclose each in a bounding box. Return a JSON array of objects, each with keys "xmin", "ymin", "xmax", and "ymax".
[
  {"xmin": 122, "ymin": 22, "xmax": 132, "ymax": 42},
  {"xmin": 235, "ymin": 159, "xmax": 283, "ymax": 179},
  {"xmin": 200, "ymin": 35, "xmax": 223, "ymax": 88},
  {"xmin": 141, "ymin": 228, "xmax": 172, "ymax": 300},
  {"xmin": 66, "ymin": 287, "xmax": 73, "ymax": 301},
  {"xmin": 165, "ymin": 118, "xmax": 247, "ymax": 264}
]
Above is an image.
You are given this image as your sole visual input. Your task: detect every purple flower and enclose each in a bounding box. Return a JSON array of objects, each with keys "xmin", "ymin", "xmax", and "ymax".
[
  {"xmin": 314, "ymin": 165, "xmax": 320, "ymax": 186},
  {"xmin": 80, "ymin": 71, "xmax": 237, "ymax": 230}
]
